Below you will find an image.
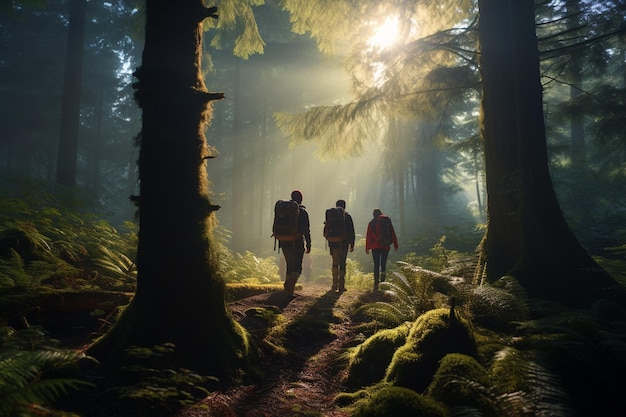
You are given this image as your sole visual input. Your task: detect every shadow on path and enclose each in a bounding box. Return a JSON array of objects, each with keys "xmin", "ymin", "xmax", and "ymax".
[{"xmin": 227, "ymin": 287, "xmax": 348, "ymax": 416}]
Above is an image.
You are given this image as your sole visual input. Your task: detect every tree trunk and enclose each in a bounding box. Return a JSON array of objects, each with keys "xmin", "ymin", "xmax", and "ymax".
[
  {"xmin": 231, "ymin": 59, "xmax": 247, "ymax": 253},
  {"xmin": 478, "ymin": 0, "xmax": 620, "ymax": 306},
  {"xmin": 56, "ymin": 0, "xmax": 86, "ymax": 187},
  {"xmin": 89, "ymin": 1, "xmax": 257, "ymax": 384}
]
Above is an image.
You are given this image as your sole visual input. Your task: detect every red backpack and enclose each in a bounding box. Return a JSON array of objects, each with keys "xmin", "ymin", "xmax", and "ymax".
[{"xmin": 376, "ymin": 216, "xmax": 393, "ymax": 246}]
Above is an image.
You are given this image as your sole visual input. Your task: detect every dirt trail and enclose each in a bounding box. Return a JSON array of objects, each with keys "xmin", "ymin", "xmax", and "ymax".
[{"xmin": 178, "ymin": 284, "xmax": 379, "ymax": 417}]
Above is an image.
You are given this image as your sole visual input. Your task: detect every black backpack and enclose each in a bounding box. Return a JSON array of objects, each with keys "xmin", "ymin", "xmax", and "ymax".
[
  {"xmin": 272, "ymin": 200, "xmax": 300, "ymax": 241},
  {"xmin": 324, "ymin": 207, "xmax": 347, "ymax": 242},
  {"xmin": 376, "ymin": 216, "xmax": 393, "ymax": 246}
]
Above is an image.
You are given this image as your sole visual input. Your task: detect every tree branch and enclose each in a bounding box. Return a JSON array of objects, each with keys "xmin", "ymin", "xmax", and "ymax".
[{"xmin": 204, "ymin": 6, "xmax": 218, "ymax": 20}]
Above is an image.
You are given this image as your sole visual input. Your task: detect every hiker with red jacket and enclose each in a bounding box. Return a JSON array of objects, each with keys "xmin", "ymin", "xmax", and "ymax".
[{"xmin": 365, "ymin": 208, "xmax": 398, "ymax": 291}]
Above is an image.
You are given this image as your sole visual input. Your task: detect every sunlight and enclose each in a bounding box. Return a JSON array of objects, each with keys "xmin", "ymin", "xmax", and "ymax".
[{"xmin": 367, "ymin": 16, "xmax": 400, "ymax": 51}]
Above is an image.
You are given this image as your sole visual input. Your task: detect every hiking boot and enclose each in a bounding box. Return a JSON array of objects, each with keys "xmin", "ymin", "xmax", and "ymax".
[{"xmin": 284, "ymin": 274, "xmax": 297, "ymax": 297}]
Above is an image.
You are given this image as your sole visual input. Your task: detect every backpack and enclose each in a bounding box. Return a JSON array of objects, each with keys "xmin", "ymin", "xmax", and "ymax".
[
  {"xmin": 323, "ymin": 207, "xmax": 347, "ymax": 242},
  {"xmin": 272, "ymin": 200, "xmax": 300, "ymax": 241},
  {"xmin": 376, "ymin": 216, "xmax": 393, "ymax": 246}
]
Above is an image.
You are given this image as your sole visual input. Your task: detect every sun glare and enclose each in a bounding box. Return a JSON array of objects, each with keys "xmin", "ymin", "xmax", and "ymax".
[{"xmin": 367, "ymin": 16, "xmax": 400, "ymax": 50}]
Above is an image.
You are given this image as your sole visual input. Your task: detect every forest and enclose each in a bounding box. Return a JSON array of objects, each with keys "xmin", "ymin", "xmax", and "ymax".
[{"xmin": 1, "ymin": 0, "xmax": 626, "ymax": 416}]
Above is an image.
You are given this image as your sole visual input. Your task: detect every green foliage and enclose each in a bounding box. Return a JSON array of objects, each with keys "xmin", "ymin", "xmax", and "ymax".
[
  {"xmin": 411, "ymin": 235, "xmax": 449, "ymax": 272},
  {"xmin": 220, "ymin": 250, "xmax": 280, "ymax": 284},
  {"xmin": 113, "ymin": 343, "xmax": 217, "ymax": 417},
  {"xmin": 594, "ymin": 244, "xmax": 626, "ymax": 286},
  {"xmin": 356, "ymin": 261, "xmax": 461, "ymax": 327},
  {"xmin": 0, "ymin": 326, "xmax": 92, "ymax": 417},
  {"xmin": 512, "ymin": 301, "xmax": 626, "ymax": 415},
  {"xmin": 0, "ymin": 184, "xmax": 138, "ymax": 292},
  {"xmin": 427, "ymin": 353, "xmax": 496, "ymax": 416},
  {"xmin": 386, "ymin": 308, "xmax": 477, "ymax": 393},
  {"xmin": 0, "ymin": 248, "xmax": 31, "ymax": 290},
  {"xmin": 204, "ymin": 0, "xmax": 266, "ymax": 59},
  {"xmin": 466, "ymin": 276, "xmax": 530, "ymax": 331},
  {"xmin": 351, "ymin": 385, "xmax": 447, "ymax": 417},
  {"xmin": 92, "ymin": 244, "xmax": 137, "ymax": 291},
  {"xmin": 355, "ymin": 273, "xmax": 423, "ymax": 327},
  {"xmin": 345, "ymin": 323, "xmax": 412, "ymax": 388},
  {"xmin": 344, "ymin": 259, "xmax": 372, "ymax": 290}
]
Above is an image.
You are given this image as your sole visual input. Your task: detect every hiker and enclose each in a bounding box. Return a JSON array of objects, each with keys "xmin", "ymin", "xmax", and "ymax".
[
  {"xmin": 324, "ymin": 199, "xmax": 355, "ymax": 293},
  {"xmin": 273, "ymin": 190, "xmax": 311, "ymax": 296},
  {"xmin": 365, "ymin": 208, "xmax": 398, "ymax": 291}
]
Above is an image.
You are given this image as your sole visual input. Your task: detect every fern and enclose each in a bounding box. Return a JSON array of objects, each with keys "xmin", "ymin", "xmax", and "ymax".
[
  {"xmin": 0, "ymin": 349, "xmax": 92, "ymax": 417},
  {"xmin": 357, "ymin": 271, "xmax": 437, "ymax": 326},
  {"xmin": 92, "ymin": 244, "xmax": 137, "ymax": 291},
  {"xmin": 112, "ymin": 343, "xmax": 217, "ymax": 417},
  {"xmin": 443, "ymin": 351, "xmax": 574, "ymax": 417}
]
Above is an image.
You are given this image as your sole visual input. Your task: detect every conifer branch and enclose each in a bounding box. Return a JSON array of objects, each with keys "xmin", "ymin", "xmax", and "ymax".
[{"xmin": 204, "ymin": 6, "xmax": 218, "ymax": 20}]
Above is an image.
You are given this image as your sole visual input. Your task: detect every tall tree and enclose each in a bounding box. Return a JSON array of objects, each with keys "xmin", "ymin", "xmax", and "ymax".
[
  {"xmin": 89, "ymin": 1, "xmax": 257, "ymax": 383},
  {"xmin": 277, "ymin": 0, "xmax": 623, "ymax": 305},
  {"xmin": 56, "ymin": 0, "xmax": 86, "ymax": 187},
  {"xmin": 477, "ymin": 0, "xmax": 620, "ymax": 306}
]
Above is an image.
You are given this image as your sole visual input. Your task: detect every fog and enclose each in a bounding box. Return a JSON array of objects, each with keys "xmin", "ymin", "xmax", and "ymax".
[{"xmin": 203, "ymin": 37, "xmax": 481, "ymax": 260}]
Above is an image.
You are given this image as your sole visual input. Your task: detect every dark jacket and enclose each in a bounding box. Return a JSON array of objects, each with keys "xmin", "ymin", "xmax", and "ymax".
[{"xmin": 329, "ymin": 210, "xmax": 356, "ymax": 249}]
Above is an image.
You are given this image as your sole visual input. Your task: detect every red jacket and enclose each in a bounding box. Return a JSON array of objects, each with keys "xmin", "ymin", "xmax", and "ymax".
[{"xmin": 365, "ymin": 215, "xmax": 398, "ymax": 251}]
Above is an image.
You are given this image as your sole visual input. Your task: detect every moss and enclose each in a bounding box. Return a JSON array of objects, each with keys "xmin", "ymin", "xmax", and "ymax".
[
  {"xmin": 489, "ymin": 347, "xmax": 531, "ymax": 393},
  {"xmin": 468, "ymin": 278, "xmax": 530, "ymax": 330},
  {"xmin": 225, "ymin": 283, "xmax": 284, "ymax": 301},
  {"xmin": 385, "ymin": 308, "xmax": 477, "ymax": 392},
  {"xmin": 427, "ymin": 353, "xmax": 497, "ymax": 416},
  {"xmin": 344, "ymin": 323, "xmax": 411, "ymax": 388},
  {"xmin": 334, "ymin": 389, "xmax": 369, "ymax": 407},
  {"xmin": 352, "ymin": 386, "xmax": 447, "ymax": 417}
]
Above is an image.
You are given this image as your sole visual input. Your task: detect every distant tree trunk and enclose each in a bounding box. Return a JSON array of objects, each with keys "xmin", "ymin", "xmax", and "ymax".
[
  {"xmin": 415, "ymin": 121, "xmax": 440, "ymax": 232},
  {"xmin": 478, "ymin": 0, "xmax": 620, "ymax": 306},
  {"xmin": 566, "ymin": 2, "xmax": 586, "ymax": 169},
  {"xmin": 89, "ymin": 1, "xmax": 257, "ymax": 383},
  {"xmin": 87, "ymin": 88, "xmax": 104, "ymax": 193},
  {"xmin": 230, "ymin": 59, "xmax": 249, "ymax": 254},
  {"xmin": 56, "ymin": 0, "xmax": 86, "ymax": 187}
]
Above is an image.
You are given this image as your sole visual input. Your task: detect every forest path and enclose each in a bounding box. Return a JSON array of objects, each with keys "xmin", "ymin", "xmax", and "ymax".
[{"xmin": 178, "ymin": 284, "xmax": 381, "ymax": 417}]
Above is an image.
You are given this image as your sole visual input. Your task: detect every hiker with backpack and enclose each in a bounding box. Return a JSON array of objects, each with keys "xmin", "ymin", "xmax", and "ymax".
[
  {"xmin": 272, "ymin": 190, "xmax": 311, "ymax": 297},
  {"xmin": 365, "ymin": 208, "xmax": 398, "ymax": 291},
  {"xmin": 323, "ymin": 199, "xmax": 355, "ymax": 293}
]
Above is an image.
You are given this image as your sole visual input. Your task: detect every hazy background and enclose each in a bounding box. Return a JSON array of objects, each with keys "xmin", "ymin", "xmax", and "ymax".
[{"xmin": 2, "ymin": 1, "xmax": 624, "ymax": 281}]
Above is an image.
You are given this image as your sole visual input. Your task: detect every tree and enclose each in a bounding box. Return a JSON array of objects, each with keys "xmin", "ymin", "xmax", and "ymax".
[
  {"xmin": 477, "ymin": 0, "xmax": 621, "ymax": 306},
  {"xmin": 89, "ymin": 1, "xmax": 257, "ymax": 383},
  {"xmin": 276, "ymin": 0, "xmax": 624, "ymax": 305},
  {"xmin": 276, "ymin": 0, "xmax": 480, "ymax": 242},
  {"xmin": 56, "ymin": 0, "xmax": 86, "ymax": 187}
]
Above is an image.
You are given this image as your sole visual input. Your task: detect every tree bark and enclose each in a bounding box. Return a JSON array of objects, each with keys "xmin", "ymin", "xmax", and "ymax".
[
  {"xmin": 478, "ymin": 0, "xmax": 620, "ymax": 306},
  {"xmin": 89, "ymin": 1, "xmax": 257, "ymax": 383}
]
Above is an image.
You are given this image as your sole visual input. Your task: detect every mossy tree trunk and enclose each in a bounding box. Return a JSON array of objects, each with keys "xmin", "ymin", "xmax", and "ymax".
[
  {"xmin": 89, "ymin": 1, "xmax": 256, "ymax": 383},
  {"xmin": 478, "ymin": 0, "xmax": 620, "ymax": 306}
]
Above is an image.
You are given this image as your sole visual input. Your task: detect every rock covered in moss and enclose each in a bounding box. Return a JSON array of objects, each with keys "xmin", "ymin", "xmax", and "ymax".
[
  {"xmin": 352, "ymin": 386, "xmax": 447, "ymax": 417},
  {"xmin": 427, "ymin": 353, "xmax": 497, "ymax": 416},
  {"xmin": 344, "ymin": 323, "xmax": 411, "ymax": 388},
  {"xmin": 385, "ymin": 308, "xmax": 477, "ymax": 392}
]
